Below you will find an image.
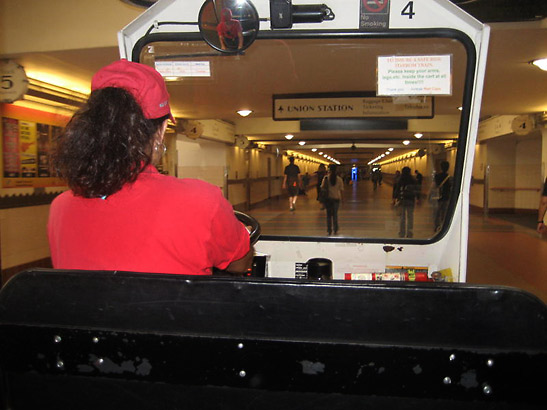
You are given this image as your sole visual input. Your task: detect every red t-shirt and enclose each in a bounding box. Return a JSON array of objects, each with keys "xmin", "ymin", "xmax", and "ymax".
[
  {"xmin": 48, "ymin": 166, "xmax": 250, "ymax": 275},
  {"xmin": 217, "ymin": 20, "xmax": 242, "ymax": 40}
]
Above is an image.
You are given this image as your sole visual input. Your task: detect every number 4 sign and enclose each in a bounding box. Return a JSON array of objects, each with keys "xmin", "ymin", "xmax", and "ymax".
[
  {"xmin": 389, "ymin": 0, "xmax": 439, "ymax": 28},
  {"xmin": 401, "ymin": 1, "xmax": 416, "ymax": 19},
  {"xmin": 0, "ymin": 60, "xmax": 29, "ymax": 104}
]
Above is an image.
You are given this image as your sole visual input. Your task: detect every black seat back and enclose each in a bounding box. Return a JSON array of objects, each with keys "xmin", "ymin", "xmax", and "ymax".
[{"xmin": 1, "ymin": 269, "xmax": 546, "ymax": 409}]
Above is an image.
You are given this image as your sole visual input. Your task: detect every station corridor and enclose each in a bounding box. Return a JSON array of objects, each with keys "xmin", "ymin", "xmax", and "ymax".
[{"xmin": 248, "ymin": 179, "xmax": 547, "ymax": 304}]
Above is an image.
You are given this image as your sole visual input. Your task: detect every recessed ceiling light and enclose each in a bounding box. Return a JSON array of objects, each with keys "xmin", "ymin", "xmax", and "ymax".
[
  {"xmin": 237, "ymin": 109, "xmax": 253, "ymax": 117},
  {"xmin": 312, "ymin": 148, "xmax": 317, "ymax": 152},
  {"xmin": 531, "ymin": 58, "xmax": 547, "ymax": 71},
  {"xmin": 457, "ymin": 106, "xmax": 463, "ymax": 111},
  {"xmin": 403, "ymin": 140, "xmax": 410, "ymax": 145},
  {"xmin": 414, "ymin": 133, "xmax": 423, "ymax": 139},
  {"xmin": 388, "ymin": 147, "xmax": 394, "ymax": 151},
  {"xmin": 285, "ymin": 134, "xmax": 294, "ymax": 140},
  {"xmin": 298, "ymin": 141, "xmax": 306, "ymax": 146},
  {"xmin": 318, "ymin": 152, "xmax": 323, "ymax": 155}
]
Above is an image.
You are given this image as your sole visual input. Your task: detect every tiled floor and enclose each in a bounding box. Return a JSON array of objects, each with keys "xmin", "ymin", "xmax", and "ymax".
[
  {"xmin": 249, "ymin": 180, "xmax": 547, "ymax": 303},
  {"xmin": 467, "ymin": 213, "xmax": 547, "ymax": 303}
]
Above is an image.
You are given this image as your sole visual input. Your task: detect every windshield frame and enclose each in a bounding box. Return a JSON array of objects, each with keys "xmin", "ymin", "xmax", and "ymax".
[{"xmin": 132, "ymin": 27, "xmax": 476, "ymax": 245}]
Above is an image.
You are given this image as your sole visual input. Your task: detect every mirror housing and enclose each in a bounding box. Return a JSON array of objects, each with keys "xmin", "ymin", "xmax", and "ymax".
[
  {"xmin": 270, "ymin": 0, "xmax": 335, "ymax": 29},
  {"xmin": 198, "ymin": 0, "xmax": 260, "ymax": 53}
]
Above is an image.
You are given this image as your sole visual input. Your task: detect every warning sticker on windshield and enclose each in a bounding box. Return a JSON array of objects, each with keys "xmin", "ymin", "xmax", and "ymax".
[
  {"xmin": 377, "ymin": 55, "xmax": 453, "ymax": 96},
  {"xmin": 360, "ymin": 0, "xmax": 391, "ymax": 31}
]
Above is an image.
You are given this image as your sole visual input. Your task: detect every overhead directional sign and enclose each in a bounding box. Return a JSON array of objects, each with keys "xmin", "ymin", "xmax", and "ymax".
[{"xmin": 273, "ymin": 93, "xmax": 433, "ymax": 120}]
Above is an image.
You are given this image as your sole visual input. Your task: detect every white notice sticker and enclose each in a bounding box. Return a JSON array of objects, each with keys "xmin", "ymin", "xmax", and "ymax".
[
  {"xmin": 377, "ymin": 55, "xmax": 452, "ymax": 96},
  {"xmin": 155, "ymin": 61, "xmax": 211, "ymax": 78}
]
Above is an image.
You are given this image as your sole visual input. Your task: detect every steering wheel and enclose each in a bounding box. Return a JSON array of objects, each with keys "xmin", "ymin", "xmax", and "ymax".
[{"xmin": 234, "ymin": 210, "xmax": 261, "ymax": 245}]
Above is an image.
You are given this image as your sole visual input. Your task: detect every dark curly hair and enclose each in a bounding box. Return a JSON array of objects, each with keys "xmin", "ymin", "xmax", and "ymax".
[{"xmin": 53, "ymin": 87, "xmax": 168, "ymax": 198}]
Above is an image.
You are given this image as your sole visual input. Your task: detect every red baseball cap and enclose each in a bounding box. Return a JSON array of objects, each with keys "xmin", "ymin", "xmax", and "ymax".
[{"xmin": 91, "ymin": 59, "xmax": 174, "ymax": 123}]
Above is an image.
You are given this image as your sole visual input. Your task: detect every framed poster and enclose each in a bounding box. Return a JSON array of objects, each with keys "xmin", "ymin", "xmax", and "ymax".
[{"xmin": 1, "ymin": 105, "xmax": 67, "ymax": 188}]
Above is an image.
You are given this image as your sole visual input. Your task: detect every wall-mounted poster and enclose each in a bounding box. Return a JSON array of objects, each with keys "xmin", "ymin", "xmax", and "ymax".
[
  {"xmin": 37, "ymin": 123, "xmax": 51, "ymax": 177},
  {"xmin": 2, "ymin": 117, "xmax": 19, "ymax": 178},
  {"xmin": 1, "ymin": 104, "xmax": 67, "ymax": 188},
  {"xmin": 19, "ymin": 120, "xmax": 37, "ymax": 178}
]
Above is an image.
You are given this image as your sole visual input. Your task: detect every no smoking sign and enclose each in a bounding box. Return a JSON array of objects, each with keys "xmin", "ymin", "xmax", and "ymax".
[
  {"xmin": 360, "ymin": 0, "xmax": 391, "ymax": 30},
  {"xmin": 363, "ymin": 0, "xmax": 389, "ymax": 13}
]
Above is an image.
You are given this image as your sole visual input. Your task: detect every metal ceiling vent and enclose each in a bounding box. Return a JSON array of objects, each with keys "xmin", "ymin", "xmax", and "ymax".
[{"xmin": 121, "ymin": 0, "xmax": 159, "ymax": 8}]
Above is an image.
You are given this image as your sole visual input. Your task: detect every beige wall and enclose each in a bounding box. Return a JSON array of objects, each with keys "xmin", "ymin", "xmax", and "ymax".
[
  {"xmin": 0, "ymin": 0, "xmax": 141, "ymax": 55},
  {"xmin": 176, "ymin": 136, "xmax": 228, "ymax": 189},
  {"xmin": 515, "ymin": 135, "xmax": 542, "ymax": 209},
  {"xmin": 1, "ymin": 205, "xmax": 50, "ymax": 269},
  {"xmin": 486, "ymin": 137, "xmax": 516, "ymax": 209},
  {"xmin": 226, "ymin": 145, "xmax": 248, "ymax": 205},
  {"xmin": 478, "ymin": 131, "xmax": 543, "ymax": 211},
  {"xmin": 379, "ymin": 152, "xmax": 431, "ymax": 182},
  {"xmin": 228, "ymin": 145, "xmax": 285, "ymax": 208},
  {"xmin": 470, "ymin": 142, "xmax": 487, "ymax": 208}
]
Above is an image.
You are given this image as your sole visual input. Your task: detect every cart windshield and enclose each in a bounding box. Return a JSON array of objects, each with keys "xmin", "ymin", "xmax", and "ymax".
[{"xmin": 140, "ymin": 32, "xmax": 471, "ymax": 241}]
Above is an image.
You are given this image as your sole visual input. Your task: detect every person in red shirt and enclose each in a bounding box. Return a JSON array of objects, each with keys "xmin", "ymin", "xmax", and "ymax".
[
  {"xmin": 216, "ymin": 8, "xmax": 243, "ymax": 51},
  {"xmin": 48, "ymin": 59, "xmax": 253, "ymax": 275}
]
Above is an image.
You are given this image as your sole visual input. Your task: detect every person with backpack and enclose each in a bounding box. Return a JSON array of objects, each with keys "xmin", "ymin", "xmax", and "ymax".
[
  {"xmin": 391, "ymin": 170, "xmax": 401, "ymax": 205},
  {"xmin": 321, "ymin": 164, "xmax": 344, "ymax": 235},
  {"xmin": 431, "ymin": 161, "xmax": 452, "ymax": 232},
  {"xmin": 395, "ymin": 166, "xmax": 419, "ymax": 238},
  {"xmin": 414, "ymin": 169, "xmax": 423, "ymax": 199},
  {"xmin": 282, "ymin": 156, "xmax": 301, "ymax": 211}
]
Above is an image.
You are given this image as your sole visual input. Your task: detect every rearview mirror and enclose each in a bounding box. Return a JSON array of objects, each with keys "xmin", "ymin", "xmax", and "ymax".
[{"xmin": 198, "ymin": 0, "xmax": 259, "ymax": 53}]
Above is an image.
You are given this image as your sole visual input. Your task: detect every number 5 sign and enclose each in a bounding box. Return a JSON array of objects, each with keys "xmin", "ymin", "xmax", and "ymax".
[{"xmin": 0, "ymin": 60, "xmax": 29, "ymax": 104}]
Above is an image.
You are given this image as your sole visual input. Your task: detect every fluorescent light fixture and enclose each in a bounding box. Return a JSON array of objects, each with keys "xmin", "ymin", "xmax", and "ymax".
[
  {"xmin": 285, "ymin": 134, "xmax": 294, "ymax": 140},
  {"xmin": 25, "ymin": 73, "xmax": 90, "ymax": 95},
  {"xmin": 403, "ymin": 140, "xmax": 410, "ymax": 145},
  {"xmin": 237, "ymin": 110, "xmax": 253, "ymax": 117},
  {"xmin": 531, "ymin": 58, "xmax": 547, "ymax": 71},
  {"xmin": 414, "ymin": 133, "xmax": 423, "ymax": 139},
  {"xmin": 298, "ymin": 141, "xmax": 306, "ymax": 146}
]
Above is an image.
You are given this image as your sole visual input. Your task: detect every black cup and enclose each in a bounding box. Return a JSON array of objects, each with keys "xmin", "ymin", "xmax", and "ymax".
[{"xmin": 306, "ymin": 258, "xmax": 333, "ymax": 280}]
